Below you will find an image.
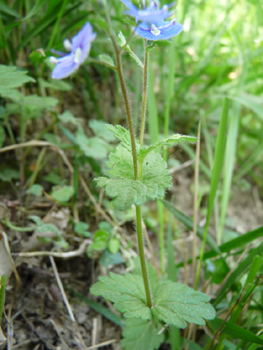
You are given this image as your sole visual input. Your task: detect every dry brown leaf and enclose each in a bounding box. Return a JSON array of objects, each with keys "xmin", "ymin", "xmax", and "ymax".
[
  {"xmin": 0, "ymin": 327, "xmax": 7, "ymax": 347},
  {"xmin": 0, "ymin": 229, "xmax": 19, "ymax": 283}
]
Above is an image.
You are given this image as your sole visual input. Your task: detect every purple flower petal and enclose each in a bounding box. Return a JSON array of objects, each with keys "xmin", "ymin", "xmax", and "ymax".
[
  {"xmin": 51, "ymin": 54, "xmax": 78, "ymax": 79},
  {"xmin": 51, "ymin": 22, "xmax": 96, "ymax": 80},
  {"xmin": 135, "ymin": 20, "xmax": 183, "ymax": 41},
  {"xmin": 120, "ymin": 0, "xmax": 174, "ymax": 22}
]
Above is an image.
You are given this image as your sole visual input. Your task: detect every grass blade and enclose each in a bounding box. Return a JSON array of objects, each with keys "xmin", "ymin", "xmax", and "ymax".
[{"xmin": 195, "ymin": 97, "xmax": 229, "ymax": 289}]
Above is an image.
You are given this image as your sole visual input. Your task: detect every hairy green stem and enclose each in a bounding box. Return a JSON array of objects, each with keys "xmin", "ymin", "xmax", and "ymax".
[
  {"xmin": 139, "ymin": 40, "xmax": 149, "ymax": 146},
  {"xmin": 111, "ymin": 35, "xmax": 138, "ymax": 179},
  {"xmin": 136, "ymin": 205, "xmax": 152, "ymax": 307}
]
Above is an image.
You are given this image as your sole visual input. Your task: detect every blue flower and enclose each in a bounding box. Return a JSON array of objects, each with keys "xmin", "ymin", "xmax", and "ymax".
[
  {"xmin": 120, "ymin": 0, "xmax": 174, "ymax": 22},
  {"xmin": 135, "ymin": 19, "xmax": 183, "ymax": 41},
  {"xmin": 120, "ymin": 0, "xmax": 183, "ymax": 41},
  {"xmin": 50, "ymin": 22, "xmax": 96, "ymax": 80}
]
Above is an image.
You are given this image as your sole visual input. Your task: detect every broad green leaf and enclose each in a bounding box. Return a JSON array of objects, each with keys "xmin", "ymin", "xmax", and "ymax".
[
  {"xmin": 26, "ymin": 184, "xmax": 44, "ymax": 196},
  {"xmin": 0, "ymin": 168, "xmax": 20, "ymax": 182},
  {"xmin": 50, "ymin": 186, "xmax": 74, "ymax": 202},
  {"xmin": 76, "ymin": 128, "xmax": 108, "ymax": 159},
  {"xmin": 95, "ymin": 152, "xmax": 171, "ymax": 210},
  {"xmin": 99, "ymin": 54, "xmax": 115, "ymax": 67},
  {"xmin": 0, "ymin": 65, "xmax": 35, "ymax": 94},
  {"xmin": 29, "ymin": 216, "xmax": 60, "ymax": 235},
  {"xmin": 90, "ymin": 272, "xmax": 151, "ymax": 320},
  {"xmin": 209, "ymin": 317, "xmax": 263, "ymax": 345},
  {"xmin": 74, "ymin": 222, "xmax": 89, "ymax": 236},
  {"xmin": 90, "ymin": 273, "xmax": 215, "ymax": 327},
  {"xmin": 89, "ymin": 120, "xmax": 116, "ymax": 142},
  {"xmin": 100, "ymin": 250, "xmax": 124, "ymax": 267},
  {"xmin": 108, "ymin": 238, "xmax": 120, "ymax": 255},
  {"xmin": 122, "ymin": 319, "xmax": 164, "ymax": 350},
  {"xmin": 106, "ymin": 124, "xmax": 140, "ymax": 153},
  {"xmin": 90, "ymin": 230, "xmax": 109, "ymax": 251},
  {"xmin": 138, "ymin": 134, "xmax": 198, "ymax": 163},
  {"xmin": 58, "ymin": 110, "xmax": 81, "ymax": 126},
  {"xmin": 152, "ymin": 281, "xmax": 216, "ymax": 328}
]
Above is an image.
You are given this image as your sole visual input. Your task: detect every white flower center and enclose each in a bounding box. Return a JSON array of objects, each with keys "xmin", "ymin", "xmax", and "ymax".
[
  {"xmin": 74, "ymin": 47, "xmax": 82, "ymax": 64},
  {"xmin": 151, "ymin": 24, "xmax": 161, "ymax": 36},
  {"xmin": 63, "ymin": 39, "xmax": 72, "ymax": 51},
  {"xmin": 49, "ymin": 56, "xmax": 58, "ymax": 64}
]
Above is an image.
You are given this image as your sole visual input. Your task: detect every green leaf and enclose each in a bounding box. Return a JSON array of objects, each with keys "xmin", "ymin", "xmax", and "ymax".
[
  {"xmin": 138, "ymin": 134, "xmax": 198, "ymax": 163},
  {"xmin": 26, "ymin": 184, "xmax": 44, "ymax": 196},
  {"xmin": 100, "ymin": 250, "xmax": 125, "ymax": 267},
  {"xmin": 50, "ymin": 186, "xmax": 74, "ymax": 202},
  {"xmin": 151, "ymin": 281, "xmax": 216, "ymax": 328},
  {"xmin": 90, "ymin": 273, "xmax": 215, "ymax": 327},
  {"xmin": 209, "ymin": 317, "xmax": 263, "ymax": 345},
  {"xmin": 108, "ymin": 238, "xmax": 120, "ymax": 255},
  {"xmin": 90, "ymin": 230, "xmax": 109, "ymax": 251},
  {"xmin": 122, "ymin": 319, "xmax": 164, "ymax": 350},
  {"xmin": 105, "ymin": 124, "xmax": 140, "ymax": 153},
  {"xmin": 29, "ymin": 216, "xmax": 60, "ymax": 235},
  {"xmin": 76, "ymin": 128, "xmax": 109, "ymax": 159},
  {"xmin": 74, "ymin": 222, "xmax": 90, "ymax": 237},
  {"xmin": 0, "ymin": 168, "xmax": 20, "ymax": 182},
  {"xmin": 58, "ymin": 110, "xmax": 81, "ymax": 125},
  {"xmin": 90, "ymin": 272, "xmax": 151, "ymax": 320},
  {"xmin": 95, "ymin": 152, "xmax": 171, "ymax": 210},
  {"xmin": 38, "ymin": 78, "xmax": 73, "ymax": 91},
  {"xmin": 89, "ymin": 120, "xmax": 116, "ymax": 142},
  {"xmin": 99, "ymin": 54, "xmax": 115, "ymax": 67},
  {"xmin": 0, "ymin": 65, "xmax": 35, "ymax": 94}
]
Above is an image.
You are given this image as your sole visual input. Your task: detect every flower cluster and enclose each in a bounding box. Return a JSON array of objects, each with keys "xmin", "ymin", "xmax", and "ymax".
[
  {"xmin": 120, "ymin": 0, "xmax": 183, "ymax": 41},
  {"xmin": 50, "ymin": 22, "xmax": 96, "ymax": 80}
]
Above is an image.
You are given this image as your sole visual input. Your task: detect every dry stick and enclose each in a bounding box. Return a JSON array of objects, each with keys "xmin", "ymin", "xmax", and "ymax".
[
  {"xmin": 0, "ymin": 141, "xmax": 116, "ymax": 227},
  {"xmin": 15, "ymin": 239, "xmax": 92, "ymax": 258},
  {"xmin": 86, "ymin": 339, "xmax": 116, "ymax": 350},
  {"xmin": 49, "ymin": 256, "xmax": 75, "ymax": 322}
]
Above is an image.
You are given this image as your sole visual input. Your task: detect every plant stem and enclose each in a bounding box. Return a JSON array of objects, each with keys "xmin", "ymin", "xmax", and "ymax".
[
  {"xmin": 136, "ymin": 205, "xmax": 152, "ymax": 307},
  {"xmin": 139, "ymin": 40, "xmax": 149, "ymax": 146},
  {"xmin": 113, "ymin": 39, "xmax": 138, "ymax": 179}
]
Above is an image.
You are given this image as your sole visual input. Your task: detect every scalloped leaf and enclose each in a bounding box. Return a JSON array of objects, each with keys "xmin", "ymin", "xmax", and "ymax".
[
  {"xmin": 106, "ymin": 124, "xmax": 141, "ymax": 153},
  {"xmin": 121, "ymin": 319, "xmax": 164, "ymax": 350},
  {"xmin": 90, "ymin": 272, "xmax": 151, "ymax": 320},
  {"xmin": 138, "ymin": 134, "xmax": 198, "ymax": 162},
  {"xmin": 152, "ymin": 281, "xmax": 216, "ymax": 328},
  {"xmin": 95, "ymin": 152, "xmax": 171, "ymax": 210},
  {"xmin": 0, "ymin": 65, "xmax": 35, "ymax": 94},
  {"xmin": 90, "ymin": 273, "xmax": 216, "ymax": 327}
]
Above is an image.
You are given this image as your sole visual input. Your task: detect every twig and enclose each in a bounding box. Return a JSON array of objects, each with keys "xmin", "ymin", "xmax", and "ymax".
[
  {"xmin": 14, "ymin": 239, "xmax": 92, "ymax": 258},
  {"xmin": 49, "ymin": 256, "xmax": 75, "ymax": 322},
  {"xmin": 86, "ymin": 339, "xmax": 116, "ymax": 350}
]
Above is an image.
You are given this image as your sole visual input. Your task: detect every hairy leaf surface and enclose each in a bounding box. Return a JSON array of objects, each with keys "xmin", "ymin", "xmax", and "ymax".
[
  {"xmin": 95, "ymin": 152, "xmax": 171, "ymax": 210},
  {"xmin": 90, "ymin": 273, "xmax": 216, "ymax": 327},
  {"xmin": 122, "ymin": 319, "xmax": 164, "ymax": 350},
  {"xmin": 90, "ymin": 272, "xmax": 151, "ymax": 319},
  {"xmin": 152, "ymin": 281, "xmax": 216, "ymax": 328}
]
